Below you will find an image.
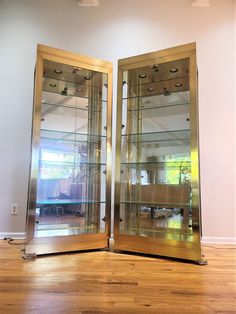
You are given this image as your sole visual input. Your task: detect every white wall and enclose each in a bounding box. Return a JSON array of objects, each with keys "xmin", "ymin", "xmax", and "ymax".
[{"xmin": 0, "ymin": 0, "xmax": 235, "ymax": 241}]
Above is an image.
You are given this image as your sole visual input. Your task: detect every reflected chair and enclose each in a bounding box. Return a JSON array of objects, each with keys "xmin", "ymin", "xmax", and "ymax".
[{"xmin": 70, "ymin": 183, "xmax": 83, "ymax": 216}]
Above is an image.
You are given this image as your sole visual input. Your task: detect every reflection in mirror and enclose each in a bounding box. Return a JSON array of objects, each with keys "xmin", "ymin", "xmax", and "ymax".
[
  {"xmin": 35, "ymin": 60, "xmax": 108, "ymax": 237},
  {"xmin": 120, "ymin": 58, "xmax": 193, "ymax": 241}
]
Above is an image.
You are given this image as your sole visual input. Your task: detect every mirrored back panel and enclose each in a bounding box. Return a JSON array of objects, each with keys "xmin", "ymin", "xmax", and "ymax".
[
  {"xmin": 114, "ymin": 43, "xmax": 203, "ymax": 262},
  {"xmin": 25, "ymin": 45, "xmax": 112, "ymax": 255}
]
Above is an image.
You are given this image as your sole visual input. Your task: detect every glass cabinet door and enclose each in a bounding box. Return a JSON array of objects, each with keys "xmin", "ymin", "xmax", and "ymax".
[
  {"xmin": 114, "ymin": 43, "xmax": 203, "ymax": 262},
  {"xmin": 25, "ymin": 45, "xmax": 112, "ymax": 256}
]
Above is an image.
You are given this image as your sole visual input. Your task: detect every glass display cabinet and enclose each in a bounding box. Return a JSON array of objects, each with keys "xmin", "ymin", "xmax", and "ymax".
[
  {"xmin": 114, "ymin": 43, "xmax": 204, "ymax": 263},
  {"xmin": 25, "ymin": 42, "xmax": 204, "ymax": 263},
  {"xmin": 25, "ymin": 45, "xmax": 112, "ymax": 256}
]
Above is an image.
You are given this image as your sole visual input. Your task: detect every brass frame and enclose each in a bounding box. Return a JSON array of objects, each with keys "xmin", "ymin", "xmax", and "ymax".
[
  {"xmin": 25, "ymin": 44, "xmax": 112, "ymax": 255},
  {"xmin": 114, "ymin": 43, "xmax": 203, "ymax": 262}
]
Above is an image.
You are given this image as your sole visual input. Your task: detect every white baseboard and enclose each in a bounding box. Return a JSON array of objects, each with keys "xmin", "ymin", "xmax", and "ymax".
[
  {"xmin": 0, "ymin": 233, "xmax": 235, "ymax": 245},
  {"xmin": 202, "ymin": 236, "xmax": 236, "ymax": 245},
  {"xmin": 0, "ymin": 232, "xmax": 26, "ymax": 239}
]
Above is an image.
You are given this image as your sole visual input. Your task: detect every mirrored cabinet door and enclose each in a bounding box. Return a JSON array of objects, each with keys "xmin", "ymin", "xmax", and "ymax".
[
  {"xmin": 114, "ymin": 43, "xmax": 203, "ymax": 262},
  {"xmin": 25, "ymin": 45, "xmax": 112, "ymax": 256}
]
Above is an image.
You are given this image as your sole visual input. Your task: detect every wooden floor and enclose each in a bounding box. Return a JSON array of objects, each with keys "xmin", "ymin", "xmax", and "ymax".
[{"xmin": 0, "ymin": 240, "xmax": 235, "ymax": 313}]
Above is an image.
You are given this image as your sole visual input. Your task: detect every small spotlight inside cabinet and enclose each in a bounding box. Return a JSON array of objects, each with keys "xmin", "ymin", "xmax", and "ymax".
[
  {"xmin": 175, "ymin": 83, "xmax": 183, "ymax": 88},
  {"xmin": 147, "ymin": 87, "xmax": 154, "ymax": 92},
  {"xmin": 54, "ymin": 69, "xmax": 62, "ymax": 74},
  {"xmin": 139, "ymin": 74, "xmax": 147, "ymax": 79},
  {"xmin": 170, "ymin": 68, "xmax": 178, "ymax": 73}
]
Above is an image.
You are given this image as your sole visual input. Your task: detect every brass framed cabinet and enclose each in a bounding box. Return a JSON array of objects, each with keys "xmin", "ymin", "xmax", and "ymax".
[
  {"xmin": 25, "ymin": 43, "xmax": 204, "ymax": 263},
  {"xmin": 114, "ymin": 43, "xmax": 204, "ymax": 263},
  {"xmin": 25, "ymin": 45, "xmax": 112, "ymax": 256}
]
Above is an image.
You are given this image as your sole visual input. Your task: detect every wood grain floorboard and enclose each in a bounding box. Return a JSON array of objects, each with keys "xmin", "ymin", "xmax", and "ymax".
[{"xmin": 0, "ymin": 240, "xmax": 235, "ymax": 313}]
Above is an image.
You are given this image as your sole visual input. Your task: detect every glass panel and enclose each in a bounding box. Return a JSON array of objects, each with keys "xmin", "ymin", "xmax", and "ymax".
[
  {"xmin": 120, "ymin": 58, "xmax": 193, "ymax": 241},
  {"xmin": 35, "ymin": 60, "xmax": 107, "ymax": 237}
]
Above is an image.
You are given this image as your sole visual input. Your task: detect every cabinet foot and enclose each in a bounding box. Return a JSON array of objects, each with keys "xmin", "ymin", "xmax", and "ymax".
[
  {"xmin": 195, "ymin": 259, "xmax": 208, "ymax": 265},
  {"xmin": 22, "ymin": 253, "xmax": 37, "ymax": 260}
]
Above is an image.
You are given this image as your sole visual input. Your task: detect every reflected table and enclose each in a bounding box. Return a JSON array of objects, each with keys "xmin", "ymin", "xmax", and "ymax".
[{"xmin": 36, "ymin": 199, "xmax": 103, "ymax": 216}]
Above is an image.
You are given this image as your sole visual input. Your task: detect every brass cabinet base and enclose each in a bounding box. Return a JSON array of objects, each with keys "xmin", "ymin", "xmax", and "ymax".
[
  {"xmin": 25, "ymin": 234, "xmax": 108, "ymax": 255},
  {"xmin": 113, "ymin": 235, "xmax": 202, "ymax": 262}
]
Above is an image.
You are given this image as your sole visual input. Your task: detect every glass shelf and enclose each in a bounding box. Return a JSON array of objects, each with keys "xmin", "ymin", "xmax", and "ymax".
[
  {"xmin": 122, "ymin": 129, "xmax": 190, "ymax": 144},
  {"xmin": 43, "ymin": 59, "xmax": 106, "ymax": 89},
  {"xmin": 126, "ymin": 58, "xmax": 189, "ymax": 86},
  {"xmin": 121, "ymin": 161, "xmax": 191, "ymax": 171},
  {"xmin": 42, "ymin": 101, "xmax": 104, "ymax": 113},
  {"xmin": 44, "ymin": 74, "xmax": 102, "ymax": 90},
  {"xmin": 43, "ymin": 77, "xmax": 107, "ymax": 102},
  {"xmin": 136, "ymin": 75, "xmax": 189, "ymax": 86},
  {"xmin": 38, "ymin": 161, "xmax": 106, "ymax": 172},
  {"xmin": 36, "ymin": 200, "xmax": 106, "ymax": 205},
  {"xmin": 40, "ymin": 129, "xmax": 106, "ymax": 143},
  {"xmin": 119, "ymin": 228, "xmax": 193, "ymax": 242},
  {"xmin": 122, "ymin": 105, "xmax": 189, "ymax": 132},
  {"xmin": 39, "ymin": 161, "xmax": 106, "ymax": 166},
  {"xmin": 42, "ymin": 90, "xmax": 107, "ymax": 109},
  {"xmin": 125, "ymin": 78, "xmax": 189, "ymax": 98},
  {"xmin": 120, "ymin": 201, "xmax": 190, "ymax": 207},
  {"xmin": 126, "ymin": 102, "xmax": 189, "ymax": 112},
  {"xmin": 122, "ymin": 89, "xmax": 190, "ymax": 106}
]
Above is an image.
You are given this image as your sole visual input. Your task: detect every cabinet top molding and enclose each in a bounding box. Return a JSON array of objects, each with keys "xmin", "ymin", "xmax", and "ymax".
[
  {"xmin": 37, "ymin": 44, "xmax": 113, "ymax": 72},
  {"xmin": 118, "ymin": 43, "xmax": 196, "ymax": 69}
]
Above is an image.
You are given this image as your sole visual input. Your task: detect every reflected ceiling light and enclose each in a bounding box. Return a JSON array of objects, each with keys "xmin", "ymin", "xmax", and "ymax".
[
  {"xmin": 170, "ymin": 68, "xmax": 178, "ymax": 73},
  {"xmin": 54, "ymin": 69, "xmax": 62, "ymax": 74},
  {"xmin": 139, "ymin": 74, "xmax": 147, "ymax": 79},
  {"xmin": 78, "ymin": 0, "xmax": 99, "ymax": 6},
  {"xmin": 84, "ymin": 75, "xmax": 92, "ymax": 80},
  {"xmin": 175, "ymin": 83, "xmax": 183, "ymax": 88},
  {"xmin": 147, "ymin": 87, "xmax": 154, "ymax": 92},
  {"xmin": 49, "ymin": 83, "xmax": 56, "ymax": 87}
]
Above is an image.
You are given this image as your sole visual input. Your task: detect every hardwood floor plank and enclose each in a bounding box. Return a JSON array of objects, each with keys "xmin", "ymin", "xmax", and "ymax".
[{"xmin": 0, "ymin": 240, "xmax": 235, "ymax": 313}]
